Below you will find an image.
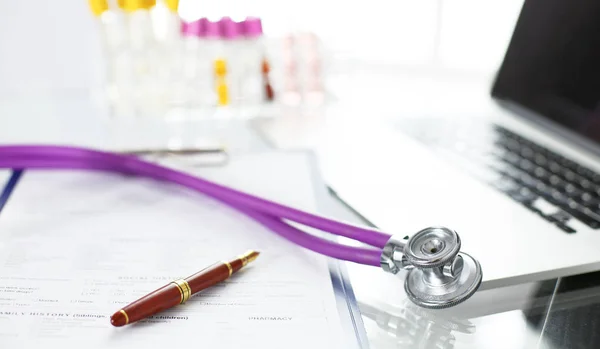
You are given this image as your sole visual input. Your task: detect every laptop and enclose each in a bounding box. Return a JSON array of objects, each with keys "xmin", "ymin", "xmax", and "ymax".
[{"xmin": 319, "ymin": 0, "xmax": 600, "ymax": 289}]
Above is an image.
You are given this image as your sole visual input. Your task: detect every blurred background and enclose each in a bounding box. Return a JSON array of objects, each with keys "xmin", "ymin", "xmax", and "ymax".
[{"xmin": 0, "ymin": 0, "xmax": 525, "ymax": 149}]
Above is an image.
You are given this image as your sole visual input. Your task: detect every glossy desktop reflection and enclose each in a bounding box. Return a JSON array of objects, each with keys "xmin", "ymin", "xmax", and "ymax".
[{"xmin": 354, "ymin": 269, "xmax": 600, "ymax": 349}]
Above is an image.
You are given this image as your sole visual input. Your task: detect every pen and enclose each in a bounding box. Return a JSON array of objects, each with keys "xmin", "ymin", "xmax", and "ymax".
[{"xmin": 110, "ymin": 250, "xmax": 260, "ymax": 327}]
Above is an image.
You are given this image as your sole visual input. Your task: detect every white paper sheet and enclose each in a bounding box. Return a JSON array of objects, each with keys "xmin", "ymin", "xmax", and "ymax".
[{"xmin": 0, "ymin": 152, "xmax": 352, "ymax": 348}]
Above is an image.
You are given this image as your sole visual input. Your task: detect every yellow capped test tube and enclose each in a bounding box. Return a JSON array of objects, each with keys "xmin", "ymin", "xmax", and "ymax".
[
  {"xmin": 155, "ymin": 0, "xmax": 181, "ymax": 43},
  {"xmin": 121, "ymin": 0, "xmax": 155, "ymax": 11},
  {"xmin": 87, "ymin": 0, "xmax": 122, "ymax": 51},
  {"xmin": 121, "ymin": 0, "xmax": 156, "ymax": 51},
  {"xmin": 88, "ymin": 0, "xmax": 109, "ymax": 16},
  {"xmin": 164, "ymin": 0, "xmax": 179, "ymax": 12},
  {"xmin": 214, "ymin": 58, "xmax": 229, "ymax": 106},
  {"xmin": 87, "ymin": 0, "xmax": 125, "ymax": 49},
  {"xmin": 88, "ymin": 0, "xmax": 128, "ymax": 104}
]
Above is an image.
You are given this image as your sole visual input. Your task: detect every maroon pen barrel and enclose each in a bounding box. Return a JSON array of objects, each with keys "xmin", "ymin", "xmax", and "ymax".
[
  {"xmin": 111, "ymin": 283, "xmax": 182, "ymax": 327},
  {"xmin": 185, "ymin": 251, "xmax": 258, "ymax": 293},
  {"xmin": 185, "ymin": 259, "xmax": 242, "ymax": 293}
]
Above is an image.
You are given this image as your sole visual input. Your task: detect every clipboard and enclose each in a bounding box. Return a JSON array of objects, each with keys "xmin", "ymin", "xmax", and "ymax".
[
  {"xmin": 0, "ymin": 151, "xmax": 369, "ymax": 349},
  {"xmin": 0, "ymin": 169, "xmax": 21, "ymax": 215},
  {"xmin": 305, "ymin": 151, "xmax": 370, "ymax": 349}
]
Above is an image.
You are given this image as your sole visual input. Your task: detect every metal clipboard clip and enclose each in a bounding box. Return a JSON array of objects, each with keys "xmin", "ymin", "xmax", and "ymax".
[{"xmin": 120, "ymin": 147, "xmax": 229, "ymax": 167}]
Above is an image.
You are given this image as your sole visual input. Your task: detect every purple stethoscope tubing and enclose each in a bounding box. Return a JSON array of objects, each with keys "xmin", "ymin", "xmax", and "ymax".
[{"xmin": 0, "ymin": 145, "xmax": 392, "ymax": 267}]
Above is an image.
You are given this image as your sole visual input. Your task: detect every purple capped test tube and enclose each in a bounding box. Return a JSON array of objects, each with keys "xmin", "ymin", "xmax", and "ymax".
[
  {"xmin": 243, "ymin": 17, "xmax": 263, "ymax": 39},
  {"xmin": 181, "ymin": 19, "xmax": 203, "ymax": 37},
  {"xmin": 218, "ymin": 17, "xmax": 246, "ymax": 104}
]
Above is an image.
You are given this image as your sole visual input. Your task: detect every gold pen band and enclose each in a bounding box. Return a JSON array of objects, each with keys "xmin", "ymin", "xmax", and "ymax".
[
  {"xmin": 119, "ymin": 309, "xmax": 130, "ymax": 325},
  {"xmin": 222, "ymin": 261, "xmax": 233, "ymax": 277},
  {"xmin": 172, "ymin": 279, "xmax": 192, "ymax": 304}
]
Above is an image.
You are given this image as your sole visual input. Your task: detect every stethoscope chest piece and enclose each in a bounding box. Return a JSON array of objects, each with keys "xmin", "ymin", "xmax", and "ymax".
[
  {"xmin": 381, "ymin": 227, "xmax": 483, "ymax": 309},
  {"xmin": 404, "ymin": 251, "xmax": 482, "ymax": 309}
]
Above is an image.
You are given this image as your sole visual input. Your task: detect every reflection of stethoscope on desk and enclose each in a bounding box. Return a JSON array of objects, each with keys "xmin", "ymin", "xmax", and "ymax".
[
  {"xmin": 359, "ymin": 300, "xmax": 476, "ymax": 349},
  {"xmin": 0, "ymin": 145, "xmax": 482, "ymax": 309}
]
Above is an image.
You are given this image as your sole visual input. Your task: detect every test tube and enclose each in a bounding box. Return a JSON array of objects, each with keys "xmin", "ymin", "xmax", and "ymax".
[
  {"xmin": 161, "ymin": 0, "xmax": 181, "ymax": 43},
  {"xmin": 178, "ymin": 19, "xmax": 204, "ymax": 106},
  {"xmin": 90, "ymin": 1, "xmax": 139, "ymax": 111},
  {"xmin": 220, "ymin": 17, "xmax": 244, "ymax": 106},
  {"xmin": 123, "ymin": 0, "xmax": 155, "ymax": 51},
  {"xmin": 299, "ymin": 32, "xmax": 325, "ymax": 105},
  {"xmin": 281, "ymin": 34, "xmax": 301, "ymax": 105},
  {"xmin": 241, "ymin": 17, "xmax": 274, "ymax": 106},
  {"xmin": 88, "ymin": 0, "xmax": 114, "ymax": 101},
  {"xmin": 123, "ymin": 0, "xmax": 158, "ymax": 112},
  {"xmin": 153, "ymin": 0, "xmax": 182, "ymax": 105},
  {"xmin": 195, "ymin": 18, "xmax": 216, "ymax": 108},
  {"xmin": 205, "ymin": 20, "xmax": 228, "ymax": 107},
  {"xmin": 89, "ymin": 0, "xmax": 124, "ymax": 49}
]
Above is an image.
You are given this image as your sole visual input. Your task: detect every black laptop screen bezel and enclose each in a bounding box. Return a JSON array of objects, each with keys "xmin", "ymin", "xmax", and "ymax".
[{"xmin": 491, "ymin": 0, "xmax": 600, "ymax": 149}]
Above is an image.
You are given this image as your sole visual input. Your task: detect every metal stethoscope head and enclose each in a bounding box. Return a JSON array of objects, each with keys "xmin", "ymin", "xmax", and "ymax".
[{"xmin": 380, "ymin": 227, "xmax": 483, "ymax": 309}]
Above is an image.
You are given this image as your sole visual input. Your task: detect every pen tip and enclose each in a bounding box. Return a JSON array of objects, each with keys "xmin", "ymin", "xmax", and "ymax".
[
  {"xmin": 240, "ymin": 250, "xmax": 260, "ymax": 265},
  {"xmin": 110, "ymin": 310, "xmax": 128, "ymax": 327}
]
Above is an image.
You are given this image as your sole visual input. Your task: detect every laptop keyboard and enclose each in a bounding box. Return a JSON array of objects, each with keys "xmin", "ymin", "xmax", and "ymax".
[{"xmin": 396, "ymin": 119, "xmax": 600, "ymax": 233}]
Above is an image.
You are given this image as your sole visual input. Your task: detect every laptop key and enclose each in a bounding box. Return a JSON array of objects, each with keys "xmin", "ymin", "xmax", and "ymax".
[
  {"xmin": 548, "ymin": 161, "xmax": 562, "ymax": 174},
  {"xmin": 492, "ymin": 176, "xmax": 520, "ymax": 192},
  {"xmin": 548, "ymin": 210, "xmax": 571, "ymax": 223},
  {"xmin": 509, "ymin": 187, "xmax": 538, "ymax": 204},
  {"xmin": 496, "ymin": 138, "xmax": 521, "ymax": 153},
  {"xmin": 564, "ymin": 183, "xmax": 582, "ymax": 197},
  {"xmin": 520, "ymin": 147, "xmax": 535, "ymax": 159},
  {"xmin": 534, "ymin": 154, "xmax": 548, "ymax": 167},
  {"xmin": 503, "ymin": 152, "xmax": 521, "ymax": 166},
  {"xmin": 581, "ymin": 192, "xmax": 594, "ymax": 201},
  {"xmin": 519, "ymin": 159, "xmax": 535, "ymax": 172},
  {"xmin": 579, "ymin": 178, "xmax": 593, "ymax": 190},
  {"xmin": 564, "ymin": 170, "xmax": 578, "ymax": 182}
]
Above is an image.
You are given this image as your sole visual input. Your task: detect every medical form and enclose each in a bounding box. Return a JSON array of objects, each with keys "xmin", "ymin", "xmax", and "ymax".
[{"xmin": 0, "ymin": 152, "xmax": 366, "ymax": 348}]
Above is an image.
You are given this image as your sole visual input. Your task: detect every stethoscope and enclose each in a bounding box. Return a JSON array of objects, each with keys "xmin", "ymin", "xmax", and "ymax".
[{"xmin": 0, "ymin": 145, "xmax": 483, "ymax": 309}]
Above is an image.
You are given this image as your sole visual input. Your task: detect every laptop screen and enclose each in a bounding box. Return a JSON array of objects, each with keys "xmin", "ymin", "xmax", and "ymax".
[{"xmin": 491, "ymin": 0, "xmax": 600, "ymax": 144}]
